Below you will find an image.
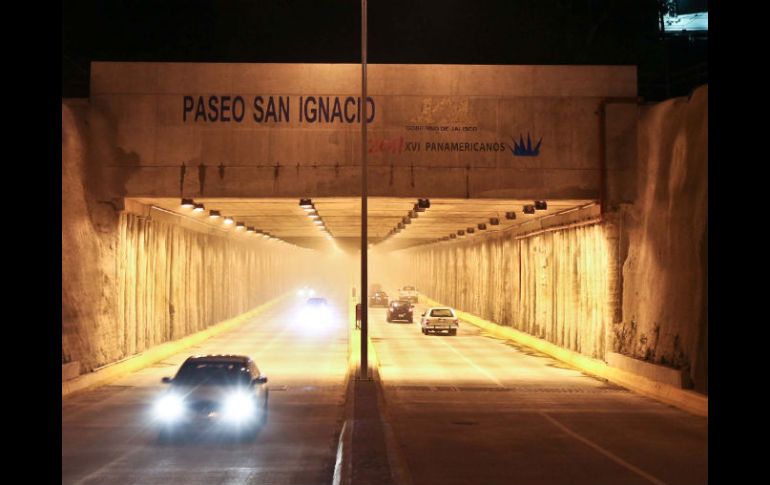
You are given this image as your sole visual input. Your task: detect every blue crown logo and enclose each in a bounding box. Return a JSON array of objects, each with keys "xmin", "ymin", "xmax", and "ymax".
[{"xmin": 510, "ymin": 133, "xmax": 542, "ymax": 157}]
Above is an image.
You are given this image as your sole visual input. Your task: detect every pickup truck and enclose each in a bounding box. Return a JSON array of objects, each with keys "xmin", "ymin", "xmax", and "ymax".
[{"xmin": 398, "ymin": 286, "xmax": 419, "ymax": 303}]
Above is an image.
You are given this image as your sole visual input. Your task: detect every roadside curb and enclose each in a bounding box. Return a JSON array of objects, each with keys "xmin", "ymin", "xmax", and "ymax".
[
  {"xmin": 62, "ymin": 293, "xmax": 289, "ymax": 398},
  {"xmin": 421, "ymin": 296, "xmax": 708, "ymax": 418}
]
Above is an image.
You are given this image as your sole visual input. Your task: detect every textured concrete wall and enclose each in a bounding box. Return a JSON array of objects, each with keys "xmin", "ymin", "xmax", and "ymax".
[
  {"xmin": 615, "ymin": 85, "xmax": 708, "ymax": 393},
  {"xmin": 382, "ymin": 222, "xmax": 612, "ymax": 360},
  {"xmin": 115, "ymin": 212, "xmax": 306, "ymax": 360},
  {"xmin": 63, "ymin": 100, "xmax": 315, "ymax": 373},
  {"xmin": 62, "ymin": 99, "xmax": 120, "ymax": 371}
]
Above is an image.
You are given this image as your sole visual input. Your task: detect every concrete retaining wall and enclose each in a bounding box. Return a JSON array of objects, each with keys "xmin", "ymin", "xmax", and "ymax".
[
  {"xmin": 63, "ymin": 100, "xmax": 314, "ymax": 374},
  {"xmin": 397, "ymin": 220, "xmax": 613, "ymax": 360},
  {"xmin": 615, "ymin": 85, "xmax": 708, "ymax": 393}
]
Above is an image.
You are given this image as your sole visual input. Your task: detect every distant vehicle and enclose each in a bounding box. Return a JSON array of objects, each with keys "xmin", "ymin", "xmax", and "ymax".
[
  {"xmin": 420, "ymin": 307, "xmax": 459, "ymax": 335},
  {"xmin": 369, "ymin": 291, "xmax": 389, "ymax": 307},
  {"xmin": 369, "ymin": 283, "xmax": 383, "ymax": 296},
  {"xmin": 297, "ymin": 286, "xmax": 315, "ymax": 298},
  {"xmin": 386, "ymin": 300, "xmax": 413, "ymax": 323},
  {"xmin": 154, "ymin": 355, "xmax": 269, "ymax": 442},
  {"xmin": 399, "ymin": 286, "xmax": 419, "ymax": 303},
  {"xmin": 306, "ymin": 297, "xmax": 328, "ymax": 306},
  {"xmin": 299, "ymin": 297, "xmax": 334, "ymax": 327}
]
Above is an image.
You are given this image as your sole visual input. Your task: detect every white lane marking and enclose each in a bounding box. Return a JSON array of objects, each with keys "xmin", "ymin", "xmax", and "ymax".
[
  {"xmin": 436, "ymin": 336, "xmax": 505, "ymax": 387},
  {"xmin": 71, "ymin": 446, "xmax": 144, "ymax": 485},
  {"xmin": 540, "ymin": 412, "xmax": 668, "ymax": 485},
  {"xmin": 333, "ymin": 420, "xmax": 349, "ymax": 485}
]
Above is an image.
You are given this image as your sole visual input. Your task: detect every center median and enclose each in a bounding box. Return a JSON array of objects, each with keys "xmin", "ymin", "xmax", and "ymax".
[{"xmin": 334, "ymin": 296, "xmax": 412, "ymax": 485}]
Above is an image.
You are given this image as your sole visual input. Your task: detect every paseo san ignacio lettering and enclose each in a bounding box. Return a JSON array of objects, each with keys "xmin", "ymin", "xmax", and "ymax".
[{"xmin": 182, "ymin": 95, "xmax": 376, "ymax": 124}]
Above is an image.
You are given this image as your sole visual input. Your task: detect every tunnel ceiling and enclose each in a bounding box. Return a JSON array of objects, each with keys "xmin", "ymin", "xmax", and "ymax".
[{"xmin": 131, "ymin": 197, "xmax": 594, "ymax": 252}]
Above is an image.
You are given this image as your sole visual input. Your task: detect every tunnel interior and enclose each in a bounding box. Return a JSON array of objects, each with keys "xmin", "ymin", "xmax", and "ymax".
[{"xmin": 119, "ymin": 195, "xmax": 611, "ymax": 368}]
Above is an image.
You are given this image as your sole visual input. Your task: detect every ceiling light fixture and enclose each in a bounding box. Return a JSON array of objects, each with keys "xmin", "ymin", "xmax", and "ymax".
[
  {"xmin": 181, "ymin": 198, "xmax": 195, "ymax": 208},
  {"xmin": 235, "ymin": 222, "xmax": 245, "ymax": 230},
  {"xmin": 223, "ymin": 216, "xmax": 234, "ymax": 225},
  {"xmin": 489, "ymin": 217, "xmax": 499, "ymax": 225},
  {"xmin": 523, "ymin": 205, "xmax": 535, "ymax": 214},
  {"xmin": 535, "ymin": 200, "xmax": 547, "ymax": 210},
  {"xmin": 209, "ymin": 210, "xmax": 221, "ymax": 219},
  {"xmin": 478, "ymin": 223, "xmax": 487, "ymax": 230},
  {"xmin": 505, "ymin": 211, "xmax": 517, "ymax": 220}
]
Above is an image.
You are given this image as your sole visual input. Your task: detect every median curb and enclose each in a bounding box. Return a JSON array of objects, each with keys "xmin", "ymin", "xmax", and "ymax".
[
  {"xmin": 62, "ymin": 293, "xmax": 288, "ymax": 398},
  {"xmin": 334, "ymin": 297, "xmax": 411, "ymax": 485},
  {"xmin": 421, "ymin": 296, "xmax": 708, "ymax": 418}
]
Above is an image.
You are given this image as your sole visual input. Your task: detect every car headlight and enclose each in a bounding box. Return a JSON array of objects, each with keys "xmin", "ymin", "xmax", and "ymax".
[
  {"xmin": 223, "ymin": 392, "xmax": 256, "ymax": 422},
  {"xmin": 154, "ymin": 393, "xmax": 185, "ymax": 421}
]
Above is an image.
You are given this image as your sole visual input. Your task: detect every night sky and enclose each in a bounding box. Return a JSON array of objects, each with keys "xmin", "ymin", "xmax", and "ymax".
[{"xmin": 63, "ymin": 1, "xmax": 707, "ymax": 99}]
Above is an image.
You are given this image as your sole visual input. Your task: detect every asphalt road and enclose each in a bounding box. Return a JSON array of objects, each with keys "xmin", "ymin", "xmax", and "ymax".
[
  {"xmin": 62, "ymin": 295, "xmax": 349, "ymax": 485},
  {"xmin": 369, "ymin": 302, "xmax": 708, "ymax": 485}
]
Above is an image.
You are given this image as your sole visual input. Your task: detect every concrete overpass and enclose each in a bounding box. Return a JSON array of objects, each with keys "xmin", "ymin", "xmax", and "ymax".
[{"xmin": 85, "ymin": 62, "xmax": 637, "ymax": 203}]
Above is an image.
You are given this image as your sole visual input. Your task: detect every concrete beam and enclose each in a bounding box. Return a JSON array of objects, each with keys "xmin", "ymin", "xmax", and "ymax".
[{"xmin": 85, "ymin": 62, "xmax": 636, "ymax": 201}]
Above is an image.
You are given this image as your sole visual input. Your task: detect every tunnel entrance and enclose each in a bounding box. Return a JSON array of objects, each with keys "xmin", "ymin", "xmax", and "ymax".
[{"xmin": 123, "ymin": 196, "xmax": 611, "ymax": 366}]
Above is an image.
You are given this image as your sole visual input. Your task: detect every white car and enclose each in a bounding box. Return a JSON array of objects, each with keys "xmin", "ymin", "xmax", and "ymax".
[
  {"xmin": 420, "ymin": 307, "xmax": 459, "ymax": 336},
  {"xmin": 398, "ymin": 286, "xmax": 419, "ymax": 303}
]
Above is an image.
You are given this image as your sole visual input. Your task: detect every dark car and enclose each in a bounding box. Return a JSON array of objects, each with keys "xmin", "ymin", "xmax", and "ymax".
[
  {"xmin": 369, "ymin": 291, "xmax": 389, "ymax": 307},
  {"xmin": 306, "ymin": 297, "xmax": 328, "ymax": 306},
  {"xmin": 153, "ymin": 355, "xmax": 269, "ymax": 442},
  {"xmin": 386, "ymin": 300, "xmax": 413, "ymax": 323}
]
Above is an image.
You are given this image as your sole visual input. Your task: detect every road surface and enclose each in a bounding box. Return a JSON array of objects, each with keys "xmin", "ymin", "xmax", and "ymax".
[
  {"xmin": 369, "ymin": 302, "xmax": 708, "ymax": 485},
  {"xmin": 62, "ymin": 295, "xmax": 349, "ymax": 485}
]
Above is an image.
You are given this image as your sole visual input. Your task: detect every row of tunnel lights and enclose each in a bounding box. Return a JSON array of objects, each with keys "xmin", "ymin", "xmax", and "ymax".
[
  {"xmin": 180, "ymin": 197, "xmax": 546, "ymax": 247},
  {"xmin": 180, "ymin": 198, "xmax": 290, "ymax": 244},
  {"xmin": 379, "ymin": 198, "xmax": 431, "ymax": 244},
  {"xmin": 299, "ymin": 199, "xmax": 334, "ymax": 241},
  {"xmin": 426, "ymin": 200, "xmax": 548, "ymax": 246}
]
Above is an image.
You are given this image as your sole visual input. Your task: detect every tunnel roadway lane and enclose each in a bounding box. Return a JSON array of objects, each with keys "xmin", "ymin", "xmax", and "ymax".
[
  {"xmin": 62, "ymin": 295, "xmax": 349, "ymax": 485},
  {"xmin": 369, "ymin": 303, "xmax": 707, "ymax": 485}
]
